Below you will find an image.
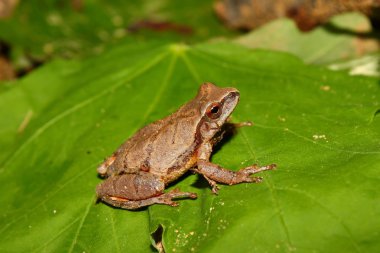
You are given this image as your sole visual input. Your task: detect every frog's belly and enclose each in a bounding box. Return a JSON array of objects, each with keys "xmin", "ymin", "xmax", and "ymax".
[{"xmin": 160, "ymin": 154, "xmax": 198, "ymax": 184}]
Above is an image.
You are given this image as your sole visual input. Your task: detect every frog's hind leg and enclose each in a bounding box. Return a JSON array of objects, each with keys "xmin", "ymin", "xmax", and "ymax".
[
  {"xmin": 100, "ymin": 188, "xmax": 197, "ymax": 210},
  {"xmin": 96, "ymin": 172, "xmax": 197, "ymax": 210}
]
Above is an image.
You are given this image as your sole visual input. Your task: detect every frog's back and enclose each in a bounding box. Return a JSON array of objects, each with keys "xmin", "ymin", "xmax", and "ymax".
[{"xmin": 112, "ymin": 103, "xmax": 201, "ymax": 178}]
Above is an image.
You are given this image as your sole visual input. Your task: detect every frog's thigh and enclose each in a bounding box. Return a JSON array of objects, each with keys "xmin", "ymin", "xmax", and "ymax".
[
  {"xmin": 96, "ymin": 172, "xmax": 197, "ymax": 210},
  {"xmin": 100, "ymin": 195, "xmax": 163, "ymax": 210},
  {"xmin": 100, "ymin": 188, "xmax": 197, "ymax": 210},
  {"xmin": 96, "ymin": 172, "xmax": 165, "ymax": 202}
]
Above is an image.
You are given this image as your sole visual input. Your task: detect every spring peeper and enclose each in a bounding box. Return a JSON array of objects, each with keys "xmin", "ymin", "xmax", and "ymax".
[{"xmin": 96, "ymin": 82, "xmax": 276, "ymax": 209}]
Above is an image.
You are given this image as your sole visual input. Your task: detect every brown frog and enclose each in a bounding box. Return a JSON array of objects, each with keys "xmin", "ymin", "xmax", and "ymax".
[{"xmin": 96, "ymin": 82, "xmax": 276, "ymax": 209}]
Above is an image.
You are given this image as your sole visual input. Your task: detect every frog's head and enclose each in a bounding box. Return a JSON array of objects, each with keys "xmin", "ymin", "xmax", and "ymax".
[{"xmin": 197, "ymin": 82, "xmax": 240, "ymax": 140}]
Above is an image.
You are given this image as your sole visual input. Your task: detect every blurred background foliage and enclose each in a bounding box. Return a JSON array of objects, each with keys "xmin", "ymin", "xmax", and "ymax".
[{"xmin": 0, "ymin": 0, "xmax": 379, "ymax": 79}]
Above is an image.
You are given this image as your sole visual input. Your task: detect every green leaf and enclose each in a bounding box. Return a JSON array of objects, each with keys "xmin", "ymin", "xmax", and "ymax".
[
  {"xmin": 0, "ymin": 41, "xmax": 379, "ymax": 253},
  {"xmin": 328, "ymin": 54, "xmax": 380, "ymax": 77},
  {"xmin": 235, "ymin": 13, "xmax": 379, "ymax": 65},
  {"xmin": 0, "ymin": 0, "xmax": 236, "ymax": 65}
]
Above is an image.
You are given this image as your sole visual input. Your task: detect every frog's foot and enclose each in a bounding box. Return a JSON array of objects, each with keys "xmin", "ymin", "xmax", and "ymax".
[
  {"xmin": 155, "ymin": 188, "xmax": 197, "ymax": 207},
  {"xmin": 235, "ymin": 164, "xmax": 277, "ymax": 183},
  {"xmin": 99, "ymin": 189, "xmax": 197, "ymax": 210},
  {"xmin": 202, "ymin": 175, "xmax": 220, "ymax": 194}
]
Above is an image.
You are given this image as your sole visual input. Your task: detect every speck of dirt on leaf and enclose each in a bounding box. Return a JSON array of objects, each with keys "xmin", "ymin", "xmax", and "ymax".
[
  {"xmin": 278, "ymin": 116, "xmax": 286, "ymax": 122},
  {"xmin": 240, "ymin": 159, "xmax": 249, "ymax": 165},
  {"xmin": 173, "ymin": 228, "xmax": 196, "ymax": 248},
  {"xmin": 217, "ymin": 225, "xmax": 226, "ymax": 230},
  {"xmin": 217, "ymin": 219, "xmax": 229, "ymax": 230},
  {"xmin": 320, "ymin": 85, "xmax": 331, "ymax": 91},
  {"xmin": 312, "ymin": 134, "xmax": 326, "ymax": 140}
]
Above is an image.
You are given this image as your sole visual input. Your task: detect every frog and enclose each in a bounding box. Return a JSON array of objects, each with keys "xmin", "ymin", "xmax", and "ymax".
[{"xmin": 96, "ymin": 82, "xmax": 276, "ymax": 209}]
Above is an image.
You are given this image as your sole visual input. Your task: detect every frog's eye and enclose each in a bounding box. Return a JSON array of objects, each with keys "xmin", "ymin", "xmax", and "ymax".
[{"xmin": 206, "ymin": 102, "xmax": 222, "ymax": 119}]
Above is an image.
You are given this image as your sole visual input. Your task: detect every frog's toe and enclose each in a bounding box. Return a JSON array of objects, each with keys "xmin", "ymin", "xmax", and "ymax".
[
  {"xmin": 156, "ymin": 197, "xmax": 179, "ymax": 207},
  {"xmin": 241, "ymin": 164, "xmax": 276, "ymax": 175},
  {"xmin": 165, "ymin": 188, "xmax": 198, "ymax": 200},
  {"xmin": 211, "ymin": 185, "xmax": 220, "ymax": 194},
  {"xmin": 246, "ymin": 176, "xmax": 263, "ymax": 183}
]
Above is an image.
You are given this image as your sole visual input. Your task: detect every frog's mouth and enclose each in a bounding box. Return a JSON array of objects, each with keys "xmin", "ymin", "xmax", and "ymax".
[{"xmin": 220, "ymin": 91, "xmax": 240, "ymax": 123}]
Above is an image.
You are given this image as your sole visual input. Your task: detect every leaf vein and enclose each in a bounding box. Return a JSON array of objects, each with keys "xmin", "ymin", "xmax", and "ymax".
[
  {"xmin": 0, "ymin": 163, "xmax": 97, "ymax": 235},
  {"xmin": 180, "ymin": 53, "xmax": 202, "ymax": 83},
  {"xmin": 32, "ymin": 216, "xmax": 81, "ymax": 253},
  {"xmin": 274, "ymin": 186, "xmax": 362, "ymax": 253},
  {"xmin": 68, "ymin": 196, "xmax": 95, "ymax": 253},
  {"xmin": 110, "ymin": 211, "xmax": 121, "ymax": 253},
  {"xmin": 238, "ymin": 126, "xmax": 294, "ymax": 249},
  {"xmin": 0, "ymin": 51, "xmax": 169, "ymax": 171}
]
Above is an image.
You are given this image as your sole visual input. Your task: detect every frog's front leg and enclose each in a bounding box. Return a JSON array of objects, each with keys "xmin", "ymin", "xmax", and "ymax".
[
  {"xmin": 97, "ymin": 153, "xmax": 117, "ymax": 177},
  {"xmin": 193, "ymin": 160, "xmax": 276, "ymax": 194},
  {"xmin": 230, "ymin": 121, "xmax": 253, "ymax": 128},
  {"xmin": 96, "ymin": 172, "xmax": 197, "ymax": 209}
]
